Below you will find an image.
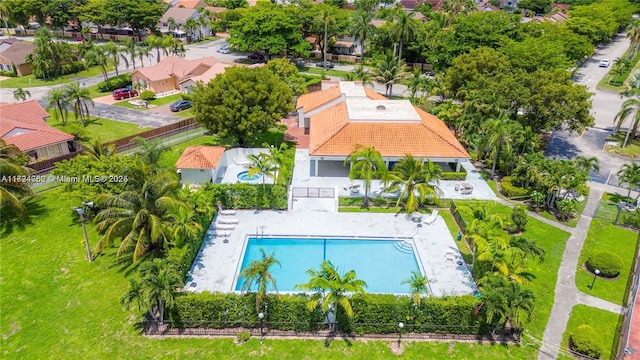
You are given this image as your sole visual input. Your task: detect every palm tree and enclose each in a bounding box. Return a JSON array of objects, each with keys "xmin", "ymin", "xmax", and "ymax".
[
  {"xmin": 120, "ymin": 37, "xmax": 138, "ymax": 70},
  {"xmin": 390, "ymin": 5, "xmax": 418, "ymax": 62},
  {"xmin": 574, "ymin": 156, "xmax": 599, "ymax": 176},
  {"xmin": 146, "ymin": 35, "xmax": 163, "ymax": 64},
  {"xmin": 84, "ymin": 45, "xmax": 110, "ymax": 81},
  {"xmin": 184, "ymin": 17, "xmax": 198, "ymax": 43},
  {"xmin": 167, "ymin": 17, "xmax": 179, "ymax": 33},
  {"xmin": 481, "ymin": 112, "xmax": 520, "ymax": 177},
  {"xmin": 343, "ymin": 64, "xmax": 373, "ymax": 86},
  {"xmin": 240, "ymin": 249, "xmax": 281, "ymax": 311},
  {"xmin": 618, "ymin": 162, "xmax": 640, "ymax": 200},
  {"xmin": 12, "ymin": 88, "xmax": 31, "ymax": 102},
  {"xmin": 401, "ymin": 270, "xmax": 429, "ymax": 306},
  {"xmin": 0, "ymin": 139, "xmax": 33, "ymax": 220},
  {"xmin": 45, "ymin": 87, "xmax": 70, "ymax": 125},
  {"xmin": 613, "ymin": 97, "xmax": 640, "ymax": 148},
  {"xmin": 317, "ymin": 5, "xmax": 336, "ymax": 69},
  {"xmin": 120, "ymin": 278, "xmax": 146, "ymax": 312},
  {"xmin": 63, "ymin": 83, "xmax": 94, "ymax": 125},
  {"xmin": 139, "ymin": 258, "xmax": 182, "ymax": 324},
  {"xmin": 137, "ymin": 43, "xmax": 151, "ymax": 67},
  {"xmin": 164, "ymin": 203, "xmax": 202, "ymax": 248},
  {"xmin": 406, "ymin": 69, "xmax": 424, "ymax": 100},
  {"xmin": 344, "ymin": 145, "xmax": 386, "ymax": 207},
  {"xmin": 383, "ymin": 155, "xmax": 442, "ymax": 213},
  {"xmin": 265, "ymin": 143, "xmax": 290, "ymax": 184},
  {"xmin": 295, "ymin": 260, "xmax": 367, "ymax": 331},
  {"xmin": 0, "ymin": 0, "xmax": 12, "ymax": 38},
  {"xmin": 131, "ymin": 137, "xmax": 168, "ymax": 166},
  {"xmin": 83, "ymin": 138, "xmax": 118, "ymax": 160},
  {"xmin": 93, "ymin": 163, "xmax": 181, "ymax": 261},
  {"xmin": 247, "ymin": 153, "xmax": 277, "ymax": 190},
  {"xmin": 478, "ymin": 274, "xmax": 535, "ymax": 330},
  {"xmin": 372, "ymin": 50, "xmax": 409, "ymax": 96},
  {"xmin": 627, "ymin": 20, "xmax": 640, "ymax": 59},
  {"xmin": 351, "ymin": 11, "xmax": 375, "ymax": 57},
  {"xmin": 104, "ymin": 41, "xmax": 128, "ymax": 77}
]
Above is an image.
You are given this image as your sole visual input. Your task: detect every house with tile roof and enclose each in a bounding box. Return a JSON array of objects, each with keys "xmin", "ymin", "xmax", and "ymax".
[
  {"xmin": 174, "ymin": 146, "xmax": 226, "ymax": 184},
  {"xmin": 0, "ymin": 41, "xmax": 35, "ymax": 76},
  {"xmin": 296, "ymin": 81, "xmax": 469, "ymax": 177},
  {"xmin": 0, "ymin": 101, "xmax": 76, "ymax": 161},
  {"xmin": 159, "ymin": 7, "xmax": 211, "ymax": 42},
  {"xmin": 178, "ymin": 62, "xmax": 232, "ymax": 93},
  {"xmin": 130, "ymin": 56, "xmax": 223, "ymax": 94}
]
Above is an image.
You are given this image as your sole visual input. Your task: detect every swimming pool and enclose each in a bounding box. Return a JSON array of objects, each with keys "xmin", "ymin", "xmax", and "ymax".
[
  {"xmin": 237, "ymin": 170, "xmax": 262, "ymax": 182},
  {"xmin": 234, "ymin": 237, "xmax": 423, "ymax": 294}
]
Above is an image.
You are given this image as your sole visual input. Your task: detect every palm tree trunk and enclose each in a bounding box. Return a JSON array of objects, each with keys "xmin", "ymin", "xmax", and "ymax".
[
  {"xmin": 492, "ymin": 150, "xmax": 499, "ymax": 177},
  {"xmin": 398, "ymin": 39, "xmax": 403, "ymax": 63},
  {"xmin": 323, "ymin": 22, "xmax": 328, "ymax": 67},
  {"xmin": 623, "ymin": 127, "xmax": 632, "ymax": 148}
]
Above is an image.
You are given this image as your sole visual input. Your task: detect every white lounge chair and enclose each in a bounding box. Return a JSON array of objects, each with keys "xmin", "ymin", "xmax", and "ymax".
[
  {"xmin": 445, "ymin": 252, "xmax": 455, "ymax": 262},
  {"xmin": 219, "ymin": 209, "xmax": 236, "ymax": 216},
  {"xmin": 234, "ymin": 158, "xmax": 251, "ymax": 166},
  {"xmin": 424, "ymin": 210, "xmax": 439, "ymax": 225},
  {"xmin": 218, "ymin": 218, "xmax": 239, "ymax": 225},
  {"xmin": 216, "ymin": 224, "xmax": 236, "ymax": 230},
  {"xmin": 216, "ymin": 231, "xmax": 231, "ymax": 237}
]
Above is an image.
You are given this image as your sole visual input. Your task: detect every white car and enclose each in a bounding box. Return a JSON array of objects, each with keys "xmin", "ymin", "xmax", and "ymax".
[
  {"xmin": 217, "ymin": 46, "xmax": 230, "ymax": 54},
  {"xmin": 600, "ymin": 59, "xmax": 610, "ymax": 68}
]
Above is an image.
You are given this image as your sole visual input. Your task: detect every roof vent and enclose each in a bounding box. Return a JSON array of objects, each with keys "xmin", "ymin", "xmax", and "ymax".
[{"xmin": 376, "ymin": 105, "xmax": 386, "ymax": 111}]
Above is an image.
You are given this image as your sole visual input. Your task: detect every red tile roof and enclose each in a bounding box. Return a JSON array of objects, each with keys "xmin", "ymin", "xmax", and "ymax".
[
  {"xmin": 131, "ymin": 56, "xmax": 220, "ymax": 82},
  {"xmin": 0, "ymin": 100, "xmax": 74, "ymax": 151},
  {"xmin": 174, "ymin": 146, "xmax": 225, "ymax": 169},
  {"xmin": 296, "ymin": 85, "xmax": 342, "ymax": 113}
]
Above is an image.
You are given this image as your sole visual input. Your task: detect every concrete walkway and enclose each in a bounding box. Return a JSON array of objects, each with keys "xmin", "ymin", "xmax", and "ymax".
[{"xmin": 538, "ymin": 187, "xmax": 626, "ymax": 360}]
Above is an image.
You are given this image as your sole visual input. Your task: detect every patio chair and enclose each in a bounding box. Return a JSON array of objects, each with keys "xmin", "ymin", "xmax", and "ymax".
[
  {"xmin": 216, "ymin": 231, "xmax": 231, "ymax": 237},
  {"xmin": 424, "ymin": 210, "xmax": 439, "ymax": 225},
  {"xmin": 219, "ymin": 209, "xmax": 236, "ymax": 216},
  {"xmin": 234, "ymin": 158, "xmax": 251, "ymax": 166},
  {"xmin": 445, "ymin": 252, "xmax": 455, "ymax": 262},
  {"xmin": 215, "ymin": 224, "xmax": 236, "ymax": 230},
  {"xmin": 218, "ymin": 218, "xmax": 239, "ymax": 225}
]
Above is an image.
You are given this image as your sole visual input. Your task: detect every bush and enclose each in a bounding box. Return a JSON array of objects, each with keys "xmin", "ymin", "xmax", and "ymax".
[
  {"xmin": 556, "ymin": 198, "xmax": 579, "ymax": 221},
  {"xmin": 509, "ymin": 206, "xmax": 528, "ymax": 233},
  {"xmin": 96, "ymin": 74, "xmax": 132, "ymax": 92},
  {"xmin": 59, "ymin": 61, "xmax": 85, "ymax": 76},
  {"xmin": 0, "ymin": 70, "xmax": 16, "ymax": 77},
  {"xmin": 140, "ymin": 90, "xmax": 155, "ymax": 101},
  {"xmin": 236, "ymin": 330, "xmax": 251, "ymax": 343},
  {"xmin": 570, "ymin": 324, "xmax": 602, "ymax": 359},
  {"xmin": 586, "ymin": 250, "xmax": 623, "ymax": 278},
  {"xmin": 441, "ymin": 169, "xmax": 467, "ymax": 181},
  {"xmin": 181, "ymin": 93, "xmax": 193, "ymax": 101},
  {"xmin": 501, "ymin": 176, "xmax": 531, "ymax": 198}
]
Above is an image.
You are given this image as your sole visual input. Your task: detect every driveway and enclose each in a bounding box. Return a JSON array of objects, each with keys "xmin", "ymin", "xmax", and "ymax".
[{"xmin": 546, "ymin": 34, "xmax": 636, "ymax": 186}]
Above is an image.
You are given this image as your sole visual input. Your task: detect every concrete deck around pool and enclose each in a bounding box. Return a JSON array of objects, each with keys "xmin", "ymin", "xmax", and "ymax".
[{"xmin": 186, "ymin": 210, "xmax": 477, "ymax": 297}]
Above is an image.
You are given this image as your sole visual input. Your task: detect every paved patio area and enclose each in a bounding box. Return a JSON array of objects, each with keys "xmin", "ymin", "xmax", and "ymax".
[{"xmin": 187, "ymin": 210, "xmax": 477, "ymax": 297}]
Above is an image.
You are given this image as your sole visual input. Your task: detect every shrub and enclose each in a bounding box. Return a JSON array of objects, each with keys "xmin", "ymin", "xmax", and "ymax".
[
  {"xmin": 556, "ymin": 198, "xmax": 579, "ymax": 221},
  {"xmin": 181, "ymin": 93, "xmax": 193, "ymax": 101},
  {"xmin": 140, "ymin": 90, "xmax": 155, "ymax": 101},
  {"xmin": 59, "ymin": 61, "xmax": 85, "ymax": 76},
  {"xmin": 96, "ymin": 74, "xmax": 132, "ymax": 92},
  {"xmin": 530, "ymin": 190, "xmax": 545, "ymax": 209},
  {"xmin": 200, "ymin": 184, "xmax": 288, "ymax": 210},
  {"xmin": 570, "ymin": 324, "xmax": 602, "ymax": 359},
  {"xmin": 441, "ymin": 170, "xmax": 467, "ymax": 181},
  {"xmin": 236, "ymin": 330, "xmax": 251, "ymax": 343},
  {"xmin": 586, "ymin": 250, "xmax": 623, "ymax": 278},
  {"xmin": 0, "ymin": 70, "xmax": 16, "ymax": 77},
  {"xmin": 509, "ymin": 206, "xmax": 528, "ymax": 233},
  {"xmin": 501, "ymin": 176, "xmax": 530, "ymax": 198}
]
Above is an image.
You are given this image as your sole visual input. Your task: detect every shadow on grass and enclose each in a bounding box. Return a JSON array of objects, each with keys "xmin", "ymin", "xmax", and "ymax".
[{"xmin": 1, "ymin": 196, "xmax": 50, "ymax": 236}]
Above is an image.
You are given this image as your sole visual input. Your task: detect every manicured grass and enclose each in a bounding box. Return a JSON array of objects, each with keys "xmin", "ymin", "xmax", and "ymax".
[
  {"xmin": 1, "ymin": 191, "xmax": 540, "ymax": 358},
  {"xmin": 84, "ymin": 83, "xmax": 110, "ymax": 99},
  {"xmin": 605, "ymin": 132, "xmax": 640, "ymax": 158},
  {"xmin": 575, "ymin": 219, "xmax": 638, "ymax": 305},
  {"xmin": 562, "ymin": 305, "xmax": 622, "ymax": 360},
  {"xmin": 0, "ymin": 65, "xmax": 114, "ymax": 88},
  {"xmin": 595, "ymin": 193, "xmax": 628, "ymax": 222},
  {"xmin": 440, "ymin": 210, "xmax": 472, "ymax": 263},
  {"xmin": 175, "ymin": 108, "xmax": 194, "ymax": 118},
  {"xmin": 113, "ymin": 93, "xmax": 183, "ymax": 110},
  {"xmin": 48, "ymin": 112, "xmax": 151, "ymax": 142},
  {"xmin": 298, "ymin": 65, "xmax": 352, "ymax": 78}
]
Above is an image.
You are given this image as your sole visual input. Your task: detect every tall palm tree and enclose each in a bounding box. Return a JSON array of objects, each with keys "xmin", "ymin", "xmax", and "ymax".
[
  {"xmin": 390, "ymin": 5, "xmax": 418, "ymax": 62},
  {"xmin": 618, "ymin": 162, "xmax": 640, "ymax": 200},
  {"xmin": 613, "ymin": 97, "xmax": 640, "ymax": 148},
  {"xmin": 82, "ymin": 138, "xmax": 118, "ymax": 160},
  {"xmin": 0, "ymin": 0, "xmax": 12, "ymax": 38},
  {"xmin": 45, "ymin": 87, "xmax": 70, "ymax": 125},
  {"xmin": 167, "ymin": 17, "xmax": 179, "ymax": 33},
  {"xmin": 574, "ymin": 156, "xmax": 599, "ymax": 176},
  {"xmin": 247, "ymin": 153, "xmax": 277, "ymax": 190},
  {"xmin": 93, "ymin": 163, "xmax": 181, "ymax": 261},
  {"xmin": 120, "ymin": 37, "xmax": 138, "ymax": 70},
  {"xmin": 184, "ymin": 17, "xmax": 198, "ymax": 43},
  {"xmin": 627, "ymin": 20, "xmax": 640, "ymax": 60},
  {"xmin": 104, "ymin": 41, "xmax": 127, "ymax": 76},
  {"xmin": 146, "ymin": 35, "xmax": 163, "ymax": 64},
  {"xmin": 351, "ymin": 11, "xmax": 375, "ymax": 57},
  {"xmin": 164, "ymin": 203, "xmax": 202, "ymax": 248},
  {"xmin": 317, "ymin": 5, "xmax": 336, "ymax": 69},
  {"xmin": 344, "ymin": 145, "xmax": 386, "ymax": 207},
  {"xmin": 401, "ymin": 270, "xmax": 429, "ymax": 306},
  {"xmin": 137, "ymin": 43, "xmax": 151, "ymax": 67},
  {"xmin": 63, "ymin": 83, "xmax": 93, "ymax": 125},
  {"xmin": 295, "ymin": 260, "xmax": 367, "ymax": 331},
  {"xmin": 0, "ymin": 139, "xmax": 33, "ymax": 220},
  {"xmin": 372, "ymin": 50, "xmax": 409, "ymax": 96},
  {"xmin": 12, "ymin": 88, "xmax": 31, "ymax": 102},
  {"xmin": 139, "ymin": 258, "xmax": 182, "ymax": 324},
  {"xmin": 266, "ymin": 143, "xmax": 290, "ymax": 184},
  {"xmin": 383, "ymin": 155, "xmax": 442, "ymax": 213},
  {"xmin": 343, "ymin": 64, "xmax": 374, "ymax": 86},
  {"xmin": 481, "ymin": 112, "xmax": 520, "ymax": 177},
  {"xmin": 84, "ymin": 45, "xmax": 110, "ymax": 81},
  {"xmin": 240, "ymin": 249, "xmax": 281, "ymax": 311}
]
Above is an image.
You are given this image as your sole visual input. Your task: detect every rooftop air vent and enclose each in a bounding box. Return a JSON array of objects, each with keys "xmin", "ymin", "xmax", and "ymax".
[{"xmin": 376, "ymin": 105, "xmax": 386, "ymax": 111}]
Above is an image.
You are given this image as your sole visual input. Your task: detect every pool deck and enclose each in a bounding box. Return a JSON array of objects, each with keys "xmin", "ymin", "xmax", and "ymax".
[{"xmin": 187, "ymin": 210, "xmax": 477, "ymax": 297}]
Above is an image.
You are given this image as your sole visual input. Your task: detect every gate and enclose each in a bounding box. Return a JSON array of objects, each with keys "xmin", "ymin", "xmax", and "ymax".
[{"xmin": 292, "ymin": 187, "xmax": 335, "ymax": 198}]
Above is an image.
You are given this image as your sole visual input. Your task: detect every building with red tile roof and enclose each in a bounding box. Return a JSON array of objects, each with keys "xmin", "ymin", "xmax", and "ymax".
[
  {"xmin": 0, "ymin": 100, "xmax": 75, "ymax": 161},
  {"xmin": 296, "ymin": 81, "xmax": 469, "ymax": 177},
  {"xmin": 174, "ymin": 146, "xmax": 226, "ymax": 184},
  {"xmin": 130, "ymin": 56, "xmax": 222, "ymax": 94},
  {"xmin": 0, "ymin": 41, "xmax": 35, "ymax": 76}
]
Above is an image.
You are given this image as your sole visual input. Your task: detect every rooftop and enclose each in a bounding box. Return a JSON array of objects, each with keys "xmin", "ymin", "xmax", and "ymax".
[
  {"xmin": 346, "ymin": 98, "xmax": 421, "ymax": 123},
  {"xmin": 175, "ymin": 146, "xmax": 225, "ymax": 169},
  {"xmin": 0, "ymin": 101, "xmax": 73, "ymax": 151}
]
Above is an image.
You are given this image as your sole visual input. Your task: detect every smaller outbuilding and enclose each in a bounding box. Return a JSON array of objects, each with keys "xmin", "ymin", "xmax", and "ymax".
[{"xmin": 174, "ymin": 145, "xmax": 226, "ymax": 185}]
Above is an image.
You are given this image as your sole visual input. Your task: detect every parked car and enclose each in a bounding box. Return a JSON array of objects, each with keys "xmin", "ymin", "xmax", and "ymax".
[
  {"xmin": 217, "ymin": 46, "xmax": 230, "ymax": 54},
  {"xmin": 316, "ymin": 61, "xmax": 335, "ymax": 69},
  {"xmin": 426, "ymin": 70, "xmax": 436, "ymax": 76},
  {"xmin": 170, "ymin": 100, "xmax": 193, "ymax": 112},
  {"xmin": 600, "ymin": 59, "xmax": 610, "ymax": 68},
  {"xmin": 247, "ymin": 52, "xmax": 266, "ymax": 61},
  {"xmin": 112, "ymin": 88, "xmax": 138, "ymax": 100}
]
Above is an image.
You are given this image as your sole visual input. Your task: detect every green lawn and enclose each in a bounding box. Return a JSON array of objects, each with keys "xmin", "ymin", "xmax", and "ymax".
[
  {"xmin": 0, "ymin": 65, "xmax": 114, "ymax": 88},
  {"xmin": 298, "ymin": 65, "xmax": 352, "ymax": 78},
  {"xmin": 48, "ymin": 112, "xmax": 151, "ymax": 142},
  {"xmin": 1, "ymin": 191, "xmax": 541, "ymax": 359},
  {"xmin": 84, "ymin": 84, "xmax": 111, "ymax": 99},
  {"xmin": 113, "ymin": 93, "xmax": 183, "ymax": 110},
  {"xmin": 575, "ymin": 219, "xmax": 638, "ymax": 305},
  {"xmin": 562, "ymin": 305, "xmax": 622, "ymax": 360},
  {"xmin": 605, "ymin": 132, "xmax": 640, "ymax": 158}
]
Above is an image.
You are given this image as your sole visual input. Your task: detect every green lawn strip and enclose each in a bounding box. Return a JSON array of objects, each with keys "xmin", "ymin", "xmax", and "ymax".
[
  {"xmin": 561, "ymin": 305, "xmax": 623, "ymax": 360},
  {"xmin": 0, "ymin": 65, "xmax": 114, "ymax": 88},
  {"xmin": 84, "ymin": 83, "xmax": 110, "ymax": 99},
  {"xmin": 597, "ymin": 50, "xmax": 640, "ymax": 92},
  {"xmin": 575, "ymin": 219, "xmax": 638, "ymax": 305},
  {"xmin": 175, "ymin": 108, "xmax": 194, "ymax": 118},
  {"xmin": 595, "ymin": 193, "xmax": 627, "ymax": 222},
  {"xmin": 298, "ymin": 65, "xmax": 351, "ymax": 78},
  {"xmin": 439, "ymin": 210, "xmax": 472, "ymax": 263},
  {"xmin": 113, "ymin": 93, "xmax": 184, "ymax": 110},
  {"xmin": 605, "ymin": 132, "xmax": 640, "ymax": 158},
  {"xmin": 47, "ymin": 112, "xmax": 151, "ymax": 142},
  {"xmin": 2, "ymin": 190, "xmax": 539, "ymax": 358}
]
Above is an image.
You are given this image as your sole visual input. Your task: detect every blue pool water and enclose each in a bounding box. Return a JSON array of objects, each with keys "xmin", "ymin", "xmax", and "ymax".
[
  {"xmin": 235, "ymin": 237, "xmax": 422, "ymax": 294},
  {"xmin": 237, "ymin": 170, "xmax": 262, "ymax": 182}
]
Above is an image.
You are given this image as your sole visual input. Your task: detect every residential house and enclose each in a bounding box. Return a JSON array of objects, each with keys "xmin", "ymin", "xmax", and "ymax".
[
  {"xmin": 130, "ymin": 56, "xmax": 222, "ymax": 94},
  {"xmin": 477, "ymin": 1, "xmax": 500, "ymax": 11},
  {"xmin": 295, "ymin": 81, "xmax": 469, "ymax": 177},
  {"xmin": 0, "ymin": 38, "xmax": 21, "ymax": 52},
  {"xmin": 159, "ymin": 7, "xmax": 211, "ymax": 42},
  {"xmin": 178, "ymin": 62, "xmax": 231, "ymax": 93},
  {"xmin": 0, "ymin": 41, "xmax": 35, "ymax": 76},
  {"xmin": 175, "ymin": 0, "xmax": 208, "ymax": 8},
  {"xmin": 0, "ymin": 101, "xmax": 76, "ymax": 161},
  {"xmin": 499, "ymin": 0, "xmax": 519, "ymax": 11},
  {"xmin": 174, "ymin": 146, "xmax": 226, "ymax": 185}
]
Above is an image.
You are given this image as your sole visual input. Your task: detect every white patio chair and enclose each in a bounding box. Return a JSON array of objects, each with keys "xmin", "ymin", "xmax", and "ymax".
[
  {"xmin": 424, "ymin": 210, "xmax": 439, "ymax": 225},
  {"xmin": 219, "ymin": 209, "xmax": 236, "ymax": 216},
  {"xmin": 218, "ymin": 218, "xmax": 239, "ymax": 225}
]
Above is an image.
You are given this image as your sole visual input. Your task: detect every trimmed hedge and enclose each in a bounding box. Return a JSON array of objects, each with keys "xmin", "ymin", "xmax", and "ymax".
[
  {"xmin": 96, "ymin": 74, "xmax": 132, "ymax": 92},
  {"xmin": 501, "ymin": 176, "xmax": 531, "ymax": 198},
  {"xmin": 201, "ymin": 184, "xmax": 288, "ymax": 210},
  {"xmin": 441, "ymin": 169, "xmax": 467, "ymax": 181},
  {"xmin": 570, "ymin": 324, "xmax": 602, "ymax": 359},
  {"xmin": 170, "ymin": 292, "xmax": 486, "ymax": 334},
  {"xmin": 140, "ymin": 90, "xmax": 155, "ymax": 100},
  {"xmin": 586, "ymin": 250, "xmax": 623, "ymax": 278}
]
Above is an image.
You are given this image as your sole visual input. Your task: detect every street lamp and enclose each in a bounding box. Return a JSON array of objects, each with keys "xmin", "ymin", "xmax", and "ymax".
[
  {"xmin": 589, "ymin": 269, "xmax": 601, "ymax": 290},
  {"xmin": 258, "ymin": 312, "xmax": 265, "ymax": 344},
  {"xmin": 73, "ymin": 201, "xmax": 94, "ymax": 262},
  {"xmin": 398, "ymin": 322, "xmax": 404, "ymax": 346}
]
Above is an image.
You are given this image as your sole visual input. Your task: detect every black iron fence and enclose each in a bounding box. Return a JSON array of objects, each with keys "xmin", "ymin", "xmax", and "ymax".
[{"xmin": 143, "ymin": 320, "xmax": 522, "ymax": 343}]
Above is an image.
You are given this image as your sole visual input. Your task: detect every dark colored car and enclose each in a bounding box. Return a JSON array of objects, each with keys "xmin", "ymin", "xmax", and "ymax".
[
  {"xmin": 426, "ymin": 70, "xmax": 436, "ymax": 76},
  {"xmin": 247, "ymin": 52, "xmax": 266, "ymax": 61},
  {"xmin": 170, "ymin": 100, "xmax": 193, "ymax": 112},
  {"xmin": 316, "ymin": 61, "xmax": 335, "ymax": 69},
  {"xmin": 113, "ymin": 88, "xmax": 138, "ymax": 100}
]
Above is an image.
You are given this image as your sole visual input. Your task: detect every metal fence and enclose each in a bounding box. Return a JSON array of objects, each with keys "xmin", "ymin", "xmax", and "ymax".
[
  {"xmin": 143, "ymin": 320, "xmax": 522, "ymax": 343},
  {"xmin": 292, "ymin": 187, "xmax": 335, "ymax": 198}
]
